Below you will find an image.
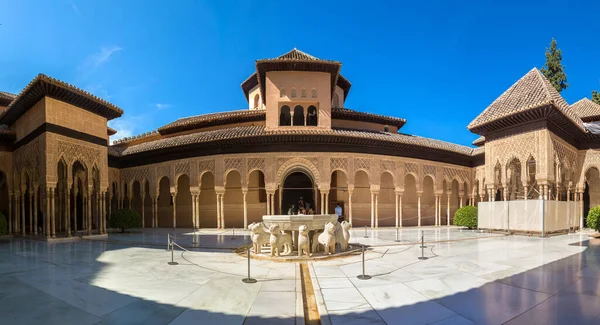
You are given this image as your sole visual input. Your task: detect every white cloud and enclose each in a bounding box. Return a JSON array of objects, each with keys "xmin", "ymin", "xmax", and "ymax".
[
  {"xmin": 80, "ymin": 45, "xmax": 123, "ymax": 72},
  {"xmin": 155, "ymin": 103, "xmax": 172, "ymax": 110},
  {"xmin": 108, "ymin": 117, "xmax": 137, "ymax": 142}
]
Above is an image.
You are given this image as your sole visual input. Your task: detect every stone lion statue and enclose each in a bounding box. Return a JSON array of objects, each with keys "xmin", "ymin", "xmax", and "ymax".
[
  {"xmin": 316, "ymin": 222, "xmax": 336, "ymax": 255},
  {"xmin": 268, "ymin": 224, "xmax": 292, "ymax": 257},
  {"xmin": 298, "ymin": 225, "xmax": 310, "ymax": 258},
  {"xmin": 340, "ymin": 221, "xmax": 352, "ymax": 251},
  {"xmin": 248, "ymin": 222, "xmax": 269, "ymax": 254}
]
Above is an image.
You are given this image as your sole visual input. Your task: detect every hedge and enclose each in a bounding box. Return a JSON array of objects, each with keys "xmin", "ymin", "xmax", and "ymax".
[
  {"xmin": 109, "ymin": 209, "xmax": 142, "ymax": 232},
  {"xmin": 453, "ymin": 205, "xmax": 478, "ymax": 229},
  {"xmin": 587, "ymin": 206, "xmax": 600, "ymax": 232}
]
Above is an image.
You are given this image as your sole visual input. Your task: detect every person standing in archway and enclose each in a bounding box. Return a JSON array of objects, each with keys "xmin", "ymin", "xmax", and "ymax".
[
  {"xmin": 335, "ymin": 203, "xmax": 343, "ymax": 222},
  {"xmin": 297, "ymin": 197, "xmax": 305, "ymax": 214}
]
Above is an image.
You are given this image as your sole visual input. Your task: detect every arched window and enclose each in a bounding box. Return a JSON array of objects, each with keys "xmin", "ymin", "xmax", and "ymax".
[
  {"xmin": 280, "ymin": 88, "xmax": 286, "ymax": 98},
  {"xmin": 301, "ymin": 88, "xmax": 307, "ymax": 98},
  {"xmin": 253, "ymin": 94, "xmax": 260, "ymax": 109},
  {"xmin": 307, "ymin": 106, "xmax": 318, "ymax": 126},
  {"xmin": 291, "ymin": 88, "xmax": 297, "ymax": 98},
  {"xmin": 311, "ymin": 88, "xmax": 317, "ymax": 98},
  {"xmin": 332, "ymin": 93, "xmax": 340, "ymax": 108},
  {"xmin": 293, "ymin": 105, "xmax": 304, "ymax": 126},
  {"xmin": 280, "ymin": 105, "xmax": 291, "ymax": 126}
]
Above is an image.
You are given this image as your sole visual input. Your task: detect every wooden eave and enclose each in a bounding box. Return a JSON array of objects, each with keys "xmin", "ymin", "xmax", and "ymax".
[
  {"xmin": 241, "ymin": 73, "xmax": 259, "ymax": 100},
  {"xmin": 0, "ymin": 74, "xmax": 124, "ymax": 125},
  {"xmin": 336, "ymin": 75, "xmax": 352, "ymax": 100},
  {"xmin": 255, "ymin": 60, "xmax": 342, "ymax": 105},
  {"xmin": 332, "ymin": 108, "xmax": 406, "ymax": 129},
  {"xmin": 581, "ymin": 115, "xmax": 600, "ymax": 123}
]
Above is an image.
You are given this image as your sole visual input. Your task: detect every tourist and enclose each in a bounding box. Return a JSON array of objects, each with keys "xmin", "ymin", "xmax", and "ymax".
[
  {"xmin": 297, "ymin": 197, "xmax": 305, "ymax": 212},
  {"xmin": 287, "ymin": 204, "xmax": 295, "ymax": 215},
  {"xmin": 308, "ymin": 207, "xmax": 314, "ymax": 215},
  {"xmin": 334, "ymin": 203, "xmax": 343, "ymax": 222}
]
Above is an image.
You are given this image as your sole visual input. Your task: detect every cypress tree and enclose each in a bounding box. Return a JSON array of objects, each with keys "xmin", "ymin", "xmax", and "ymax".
[
  {"xmin": 593, "ymin": 91, "xmax": 600, "ymax": 105},
  {"xmin": 540, "ymin": 38, "xmax": 568, "ymax": 93}
]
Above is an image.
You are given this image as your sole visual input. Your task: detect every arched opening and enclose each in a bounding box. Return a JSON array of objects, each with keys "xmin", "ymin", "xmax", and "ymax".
[
  {"xmin": 224, "ymin": 170, "xmax": 243, "ymax": 228},
  {"xmin": 176, "ymin": 174, "xmax": 192, "ymax": 228},
  {"xmin": 247, "ymin": 170, "xmax": 266, "ymax": 224},
  {"xmin": 584, "ymin": 167, "xmax": 600, "ymax": 225},
  {"xmin": 143, "ymin": 181, "xmax": 152, "ymax": 227},
  {"xmin": 279, "ymin": 105, "xmax": 291, "ymax": 126},
  {"xmin": 403, "ymin": 174, "xmax": 418, "ymax": 226},
  {"xmin": 72, "ymin": 161, "xmax": 86, "ymax": 232},
  {"xmin": 111, "ymin": 182, "xmax": 118, "ymax": 218},
  {"xmin": 333, "ymin": 93, "xmax": 340, "ymax": 108},
  {"xmin": 132, "ymin": 181, "xmax": 142, "ymax": 218},
  {"xmin": 0, "ymin": 171, "xmax": 8, "ymax": 227},
  {"xmin": 157, "ymin": 177, "xmax": 172, "ymax": 227},
  {"xmin": 527, "ymin": 157, "xmax": 538, "ymax": 199},
  {"xmin": 422, "ymin": 175, "xmax": 435, "ymax": 225},
  {"xmin": 199, "ymin": 172, "xmax": 217, "ymax": 228},
  {"xmin": 353, "ymin": 170, "xmax": 370, "ymax": 226},
  {"xmin": 379, "ymin": 172, "xmax": 395, "ymax": 227},
  {"xmin": 307, "ymin": 105, "xmax": 318, "ymax": 126},
  {"xmin": 253, "ymin": 94, "xmax": 260, "ymax": 109},
  {"xmin": 282, "ymin": 171, "xmax": 314, "ymax": 215},
  {"xmin": 330, "ymin": 170, "xmax": 348, "ymax": 219},
  {"xmin": 293, "ymin": 105, "xmax": 304, "ymax": 126},
  {"xmin": 507, "ymin": 158, "xmax": 522, "ymax": 200}
]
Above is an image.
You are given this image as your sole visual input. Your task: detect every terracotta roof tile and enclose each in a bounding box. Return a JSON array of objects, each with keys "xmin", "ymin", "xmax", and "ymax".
[
  {"xmin": 571, "ymin": 98, "xmax": 600, "ymax": 122},
  {"xmin": 118, "ymin": 125, "xmax": 475, "ymax": 157},
  {"xmin": 158, "ymin": 110, "xmax": 265, "ymax": 135},
  {"xmin": 472, "ymin": 136, "xmax": 485, "ymax": 146},
  {"xmin": 267, "ymin": 48, "xmax": 321, "ymax": 61},
  {"xmin": 467, "ymin": 68, "xmax": 585, "ymax": 131}
]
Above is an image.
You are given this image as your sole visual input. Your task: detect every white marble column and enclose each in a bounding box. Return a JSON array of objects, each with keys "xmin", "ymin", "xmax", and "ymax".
[
  {"xmin": 417, "ymin": 193, "xmax": 422, "ymax": 227},
  {"xmin": 195, "ymin": 194, "xmax": 200, "ymax": 229},
  {"xmin": 220, "ymin": 193, "xmax": 225, "ymax": 229},
  {"xmin": 7, "ymin": 193, "xmax": 12, "ymax": 234},
  {"xmin": 87, "ymin": 191, "xmax": 92, "ymax": 235},
  {"xmin": 153, "ymin": 197, "xmax": 157, "ymax": 228},
  {"xmin": 28, "ymin": 190, "xmax": 33, "ymax": 235},
  {"xmin": 398, "ymin": 194, "xmax": 403, "ymax": 227},
  {"xmin": 171, "ymin": 192, "xmax": 177, "ymax": 229},
  {"xmin": 395, "ymin": 193, "xmax": 399, "ymax": 228},
  {"xmin": 579, "ymin": 192, "xmax": 584, "ymax": 229},
  {"xmin": 33, "ymin": 188, "xmax": 38, "ymax": 235},
  {"xmin": 242, "ymin": 189, "xmax": 248, "ymax": 228},
  {"xmin": 21, "ymin": 191, "xmax": 25, "ymax": 235},
  {"xmin": 459, "ymin": 195, "xmax": 464, "ymax": 208},
  {"xmin": 370, "ymin": 192, "xmax": 375, "ymax": 228},
  {"xmin": 446, "ymin": 191, "xmax": 451, "ymax": 226},
  {"xmin": 348, "ymin": 189, "xmax": 353, "ymax": 225},
  {"xmin": 141, "ymin": 193, "xmax": 146, "ymax": 229},
  {"xmin": 375, "ymin": 193, "xmax": 379, "ymax": 228},
  {"xmin": 434, "ymin": 195, "xmax": 438, "ymax": 226},
  {"xmin": 216, "ymin": 193, "xmax": 222, "ymax": 228}
]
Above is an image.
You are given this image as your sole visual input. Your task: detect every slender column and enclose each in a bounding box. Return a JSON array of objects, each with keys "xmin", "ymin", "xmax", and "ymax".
[
  {"xmin": 216, "ymin": 193, "xmax": 221, "ymax": 228},
  {"xmin": 195, "ymin": 194, "xmax": 200, "ymax": 229},
  {"xmin": 191, "ymin": 194, "xmax": 196, "ymax": 229},
  {"xmin": 8, "ymin": 194, "xmax": 12, "ymax": 234},
  {"xmin": 33, "ymin": 189, "xmax": 38, "ymax": 235},
  {"xmin": 320, "ymin": 192, "xmax": 325, "ymax": 214},
  {"xmin": 21, "ymin": 191, "xmax": 25, "ymax": 235},
  {"xmin": 325, "ymin": 192, "xmax": 329, "ymax": 214},
  {"xmin": 270, "ymin": 192, "xmax": 274, "ymax": 216},
  {"xmin": 459, "ymin": 195, "xmax": 464, "ymax": 208},
  {"xmin": 51, "ymin": 188, "xmax": 56, "ymax": 237},
  {"xmin": 141, "ymin": 193, "xmax": 146, "ymax": 229},
  {"xmin": 86, "ymin": 191, "xmax": 91, "ymax": 235},
  {"xmin": 417, "ymin": 193, "xmax": 422, "ymax": 227},
  {"xmin": 153, "ymin": 197, "xmax": 158, "ymax": 228},
  {"xmin": 66, "ymin": 186, "xmax": 72, "ymax": 236},
  {"xmin": 567, "ymin": 188, "xmax": 571, "ymax": 202},
  {"xmin": 28, "ymin": 190, "xmax": 33, "ymax": 235},
  {"xmin": 43, "ymin": 189, "xmax": 49, "ymax": 237},
  {"xmin": 171, "ymin": 193, "xmax": 177, "ymax": 229},
  {"xmin": 221, "ymin": 193, "xmax": 223, "ymax": 229},
  {"xmin": 395, "ymin": 193, "xmax": 399, "ymax": 228},
  {"xmin": 434, "ymin": 195, "xmax": 438, "ymax": 226},
  {"xmin": 348, "ymin": 190, "xmax": 353, "ymax": 225},
  {"xmin": 579, "ymin": 192, "xmax": 584, "ymax": 229},
  {"xmin": 242, "ymin": 189, "xmax": 248, "ymax": 229},
  {"xmin": 370, "ymin": 192, "xmax": 375, "ymax": 228},
  {"xmin": 399, "ymin": 195, "xmax": 403, "ymax": 227},
  {"xmin": 265, "ymin": 193, "xmax": 270, "ymax": 215},
  {"xmin": 375, "ymin": 193, "xmax": 379, "ymax": 228},
  {"xmin": 446, "ymin": 191, "xmax": 451, "ymax": 226}
]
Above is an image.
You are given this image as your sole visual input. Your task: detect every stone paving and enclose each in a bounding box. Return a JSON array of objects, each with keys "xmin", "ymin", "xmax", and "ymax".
[{"xmin": 0, "ymin": 227, "xmax": 598, "ymax": 324}]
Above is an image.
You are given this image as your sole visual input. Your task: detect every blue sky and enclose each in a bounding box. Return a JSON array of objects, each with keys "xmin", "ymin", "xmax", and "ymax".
[{"xmin": 1, "ymin": 0, "xmax": 600, "ymax": 146}]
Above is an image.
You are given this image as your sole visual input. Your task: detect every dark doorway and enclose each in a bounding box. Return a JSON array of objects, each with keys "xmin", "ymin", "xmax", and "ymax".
[
  {"xmin": 584, "ymin": 182, "xmax": 590, "ymax": 226},
  {"xmin": 282, "ymin": 171, "xmax": 314, "ymax": 214}
]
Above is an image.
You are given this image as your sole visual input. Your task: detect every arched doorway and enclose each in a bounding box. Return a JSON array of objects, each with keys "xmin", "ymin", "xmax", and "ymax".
[
  {"xmin": 584, "ymin": 167, "xmax": 600, "ymax": 225},
  {"xmin": 281, "ymin": 171, "xmax": 314, "ymax": 214}
]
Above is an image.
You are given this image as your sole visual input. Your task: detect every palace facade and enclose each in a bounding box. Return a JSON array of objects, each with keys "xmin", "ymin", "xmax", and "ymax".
[{"xmin": 2, "ymin": 49, "xmax": 600, "ymax": 237}]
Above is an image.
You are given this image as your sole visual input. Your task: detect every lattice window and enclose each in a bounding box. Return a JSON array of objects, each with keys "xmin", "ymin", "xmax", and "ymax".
[
  {"xmin": 355, "ymin": 158, "xmax": 371, "ymax": 171},
  {"xmin": 331, "ymin": 158, "xmax": 348, "ymax": 172}
]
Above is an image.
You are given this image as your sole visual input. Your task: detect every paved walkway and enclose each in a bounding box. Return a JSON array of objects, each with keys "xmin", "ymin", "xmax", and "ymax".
[{"xmin": 0, "ymin": 228, "xmax": 598, "ymax": 324}]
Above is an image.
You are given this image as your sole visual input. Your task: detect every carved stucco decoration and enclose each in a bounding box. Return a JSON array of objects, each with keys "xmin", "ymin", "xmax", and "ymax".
[{"xmin": 276, "ymin": 157, "xmax": 321, "ymax": 187}]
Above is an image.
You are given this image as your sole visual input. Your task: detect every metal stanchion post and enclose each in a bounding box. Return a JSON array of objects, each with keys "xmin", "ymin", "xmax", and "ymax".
[
  {"xmin": 242, "ymin": 246, "xmax": 257, "ymax": 283},
  {"xmin": 167, "ymin": 234, "xmax": 170, "ymax": 251},
  {"xmin": 418, "ymin": 236, "xmax": 428, "ymax": 260},
  {"xmin": 363, "ymin": 225, "xmax": 369, "ymax": 238},
  {"xmin": 231, "ymin": 227, "xmax": 235, "ymax": 240},
  {"xmin": 395, "ymin": 227, "xmax": 401, "ymax": 242},
  {"xmin": 419, "ymin": 234, "xmax": 427, "ymax": 248},
  {"xmin": 168, "ymin": 241, "xmax": 178, "ymax": 265},
  {"xmin": 192, "ymin": 231, "xmax": 198, "ymax": 246},
  {"xmin": 357, "ymin": 245, "xmax": 372, "ymax": 280}
]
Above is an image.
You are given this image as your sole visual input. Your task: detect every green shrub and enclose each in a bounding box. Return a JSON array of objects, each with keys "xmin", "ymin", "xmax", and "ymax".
[
  {"xmin": 453, "ymin": 205, "xmax": 478, "ymax": 229},
  {"xmin": 0, "ymin": 212, "xmax": 7, "ymax": 235},
  {"xmin": 587, "ymin": 206, "xmax": 600, "ymax": 232},
  {"xmin": 109, "ymin": 209, "xmax": 142, "ymax": 232}
]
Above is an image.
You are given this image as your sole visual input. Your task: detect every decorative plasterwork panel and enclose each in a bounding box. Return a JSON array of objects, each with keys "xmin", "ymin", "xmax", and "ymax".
[{"xmin": 330, "ymin": 157, "xmax": 348, "ymax": 173}]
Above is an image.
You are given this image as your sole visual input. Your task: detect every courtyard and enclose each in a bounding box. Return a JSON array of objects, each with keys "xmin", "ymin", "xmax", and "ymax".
[{"xmin": 1, "ymin": 227, "xmax": 599, "ymax": 325}]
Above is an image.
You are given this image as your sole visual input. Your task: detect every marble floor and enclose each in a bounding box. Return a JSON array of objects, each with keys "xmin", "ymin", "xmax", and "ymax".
[{"xmin": 0, "ymin": 228, "xmax": 598, "ymax": 324}]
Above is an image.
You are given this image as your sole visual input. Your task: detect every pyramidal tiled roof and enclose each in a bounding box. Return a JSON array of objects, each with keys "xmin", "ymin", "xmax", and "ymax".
[
  {"xmin": 571, "ymin": 98, "xmax": 600, "ymax": 122},
  {"xmin": 467, "ymin": 68, "xmax": 585, "ymax": 131},
  {"xmin": 259, "ymin": 48, "xmax": 338, "ymax": 63}
]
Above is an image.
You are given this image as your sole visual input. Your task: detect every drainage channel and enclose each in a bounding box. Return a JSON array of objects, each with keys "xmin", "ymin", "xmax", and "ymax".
[{"xmin": 299, "ymin": 263, "xmax": 321, "ymax": 325}]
